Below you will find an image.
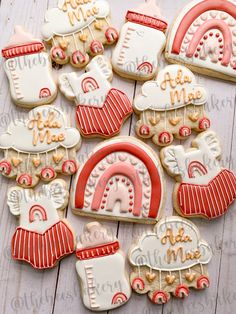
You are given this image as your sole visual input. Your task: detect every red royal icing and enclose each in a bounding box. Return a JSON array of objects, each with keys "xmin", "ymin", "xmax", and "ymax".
[
  {"xmin": 76, "ymin": 241, "xmax": 119, "ymax": 260},
  {"xmin": 126, "ymin": 11, "xmax": 168, "ymax": 31}
]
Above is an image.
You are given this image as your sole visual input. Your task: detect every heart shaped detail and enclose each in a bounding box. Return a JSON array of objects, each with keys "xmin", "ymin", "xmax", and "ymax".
[
  {"xmin": 32, "ymin": 158, "xmax": 41, "ymax": 168},
  {"xmin": 12, "ymin": 157, "xmax": 22, "ymax": 167},
  {"xmin": 146, "ymin": 272, "xmax": 156, "ymax": 283},
  {"xmin": 165, "ymin": 275, "xmax": 176, "ymax": 285},
  {"xmin": 188, "ymin": 112, "xmax": 200, "ymax": 122},
  {"xmin": 169, "ymin": 117, "xmax": 181, "ymax": 126},
  {"xmin": 79, "ymin": 33, "xmax": 88, "ymax": 42},
  {"xmin": 59, "ymin": 39, "xmax": 69, "ymax": 50},
  {"xmin": 94, "ymin": 21, "xmax": 103, "ymax": 30},
  {"xmin": 53, "ymin": 154, "xmax": 64, "ymax": 164},
  {"xmin": 185, "ymin": 273, "xmax": 196, "ymax": 282},
  {"xmin": 149, "ymin": 115, "xmax": 160, "ymax": 126}
]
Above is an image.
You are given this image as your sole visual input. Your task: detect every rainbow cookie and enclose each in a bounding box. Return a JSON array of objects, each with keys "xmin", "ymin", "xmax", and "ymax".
[
  {"xmin": 71, "ymin": 136, "xmax": 165, "ymax": 223},
  {"xmin": 7, "ymin": 180, "xmax": 75, "ymax": 269},
  {"xmin": 133, "ymin": 64, "xmax": 210, "ymax": 146},
  {"xmin": 42, "ymin": 0, "xmax": 118, "ymax": 68},
  {"xmin": 76, "ymin": 222, "xmax": 131, "ymax": 311},
  {"xmin": 0, "ymin": 106, "xmax": 81, "ymax": 187},
  {"xmin": 160, "ymin": 131, "xmax": 236, "ymax": 219},
  {"xmin": 166, "ymin": 0, "xmax": 236, "ymax": 82},
  {"xmin": 129, "ymin": 216, "xmax": 212, "ymax": 304}
]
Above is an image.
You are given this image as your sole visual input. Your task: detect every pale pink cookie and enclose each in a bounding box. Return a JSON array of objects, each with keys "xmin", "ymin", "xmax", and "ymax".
[
  {"xmin": 2, "ymin": 26, "xmax": 57, "ymax": 108},
  {"xmin": 75, "ymin": 222, "xmax": 131, "ymax": 311},
  {"xmin": 71, "ymin": 136, "xmax": 165, "ymax": 223},
  {"xmin": 42, "ymin": 0, "xmax": 118, "ymax": 68},
  {"xmin": 112, "ymin": 0, "xmax": 167, "ymax": 81},
  {"xmin": 134, "ymin": 64, "xmax": 210, "ymax": 146},
  {"xmin": 59, "ymin": 55, "xmax": 132, "ymax": 138},
  {"xmin": 129, "ymin": 216, "xmax": 212, "ymax": 304},
  {"xmin": 7, "ymin": 179, "xmax": 75, "ymax": 269},
  {"xmin": 166, "ymin": 0, "xmax": 236, "ymax": 82},
  {"xmin": 160, "ymin": 131, "xmax": 236, "ymax": 219},
  {"xmin": 0, "ymin": 105, "xmax": 81, "ymax": 187}
]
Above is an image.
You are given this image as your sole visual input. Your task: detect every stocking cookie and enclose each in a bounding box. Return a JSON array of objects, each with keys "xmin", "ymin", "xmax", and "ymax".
[
  {"xmin": 71, "ymin": 136, "xmax": 165, "ymax": 223},
  {"xmin": 165, "ymin": 0, "xmax": 236, "ymax": 82},
  {"xmin": 59, "ymin": 55, "xmax": 132, "ymax": 138},
  {"xmin": 42, "ymin": 0, "xmax": 118, "ymax": 68},
  {"xmin": 160, "ymin": 131, "xmax": 236, "ymax": 219},
  {"xmin": 2, "ymin": 26, "xmax": 57, "ymax": 108},
  {"xmin": 133, "ymin": 64, "xmax": 210, "ymax": 146},
  {"xmin": 112, "ymin": 0, "xmax": 167, "ymax": 81},
  {"xmin": 76, "ymin": 222, "xmax": 131, "ymax": 311},
  {"xmin": 0, "ymin": 106, "xmax": 81, "ymax": 187},
  {"xmin": 7, "ymin": 179, "xmax": 75, "ymax": 269},
  {"xmin": 129, "ymin": 216, "xmax": 212, "ymax": 304}
]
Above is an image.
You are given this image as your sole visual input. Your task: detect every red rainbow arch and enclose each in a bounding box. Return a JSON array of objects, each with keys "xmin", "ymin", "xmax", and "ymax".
[
  {"xmin": 29, "ymin": 205, "xmax": 48, "ymax": 223},
  {"xmin": 188, "ymin": 161, "xmax": 208, "ymax": 178},
  {"xmin": 81, "ymin": 77, "xmax": 99, "ymax": 93},
  {"xmin": 171, "ymin": 0, "xmax": 236, "ymax": 57},
  {"xmin": 137, "ymin": 62, "xmax": 153, "ymax": 74},
  {"xmin": 74, "ymin": 142, "xmax": 162, "ymax": 219}
]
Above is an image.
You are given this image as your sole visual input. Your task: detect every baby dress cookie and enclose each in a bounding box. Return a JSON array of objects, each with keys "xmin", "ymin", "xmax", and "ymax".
[
  {"xmin": 2, "ymin": 26, "xmax": 57, "ymax": 108},
  {"xmin": 7, "ymin": 179, "xmax": 75, "ymax": 269},
  {"xmin": 71, "ymin": 136, "xmax": 165, "ymax": 223},
  {"xmin": 0, "ymin": 106, "xmax": 81, "ymax": 187},
  {"xmin": 76, "ymin": 222, "xmax": 131, "ymax": 311},
  {"xmin": 129, "ymin": 216, "xmax": 212, "ymax": 304},
  {"xmin": 166, "ymin": 0, "xmax": 236, "ymax": 82},
  {"xmin": 59, "ymin": 55, "xmax": 132, "ymax": 138},
  {"xmin": 112, "ymin": 0, "xmax": 167, "ymax": 81},
  {"xmin": 161, "ymin": 131, "xmax": 236, "ymax": 219},
  {"xmin": 42, "ymin": 0, "xmax": 118, "ymax": 68},
  {"xmin": 134, "ymin": 64, "xmax": 210, "ymax": 146}
]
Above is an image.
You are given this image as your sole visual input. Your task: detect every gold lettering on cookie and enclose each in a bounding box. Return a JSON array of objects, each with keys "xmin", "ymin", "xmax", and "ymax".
[
  {"xmin": 161, "ymin": 227, "xmax": 192, "ymax": 245},
  {"xmin": 167, "ymin": 247, "xmax": 201, "ymax": 264}
]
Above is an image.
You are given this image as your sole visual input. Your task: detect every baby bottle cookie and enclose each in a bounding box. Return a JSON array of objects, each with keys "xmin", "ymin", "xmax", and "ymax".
[
  {"xmin": 2, "ymin": 26, "xmax": 57, "ymax": 108},
  {"xmin": 112, "ymin": 0, "xmax": 167, "ymax": 81},
  {"xmin": 129, "ymin": 216, "xmax": 212, "ymax": 304},
  {"xmin": 0, "ymin": 106, "xmax": 81, "ymax": 187},
  {"xmin": 76, "ymin": 222, "xmax": 131, "ymax": 311},
  {"xmin": 160, "ymin": 131, "xmax": 236, "ymax": 219},
  {"xmin": 42, "ymin": 0, "xmax": 118, "ymax": 68},
  {"xmin": 134, "ymin": 64, "xmax": 210, "ymax": 146},
  {"xmin": 7, "ymin": 179, "xmax": 75, "ymax": 269},
  {"xmin": 59, "ymin": 55, "xmax": 132, "ymax": 138}
]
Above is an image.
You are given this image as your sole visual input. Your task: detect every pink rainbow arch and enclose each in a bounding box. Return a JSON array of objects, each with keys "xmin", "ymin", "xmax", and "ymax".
[
  {"xmin": 81, "ymin": 77, "xmax": 99, "ymax": 93},
  {"xmin": 171, "ymin": 0, "xmax": 236, "ymax": 55},
  {"xmin": 137, "ymin": 62, "xmax": 153, "ymax": 74},
  {"xmin": 188, "ymin": 161, "xmax": 208, "ymax": 178},
  {"xmin": 29, "ymin": 205, "xmax": 48, "ymax": 223},
  {"xmin": 91, "ymin": 162, "xmax": 142, "ymax": 216}
]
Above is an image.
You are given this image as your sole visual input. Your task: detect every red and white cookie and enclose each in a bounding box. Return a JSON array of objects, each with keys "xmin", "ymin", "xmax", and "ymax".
[
  {"xmin": 160, "ymin": 131, "xmax": 236, "ymax": 219},
  {"xmin": 59, "ymin": 55, "xmax": 132, "ymax": 138},
  {"xmin": 166, "ymin": 0, "xmax": 236, "ymax": 82},
  {"xmin": 7, "ymin": 180, "xmax": 75, "ymax": 269},
  {"xmin": 71, "ymin": 136, "xmax": 165, "ymax": 223},
  {"xmin": 129, "ymin": 216, "xmax": 212, "ymax": 304},
  {"xmin": 76, "ymin": 222, "xmax": 131, "ymax": 311}
]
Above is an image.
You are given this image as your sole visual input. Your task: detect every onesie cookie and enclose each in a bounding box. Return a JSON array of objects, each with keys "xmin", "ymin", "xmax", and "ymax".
[
  {"xmin": 160, "ymin": 131, "xmax": 236, "ymax": 219},
  {"xmin": 42, "ymin": 0, "xmax": 118, "ymax": 68},
  {"xmin": 129, "ymin": 216, "xmax": 212, "ymax": 304},
  {"xmin": 134, "ymin": 64, "xmax": 210, "ymax": 146},
  {"xmin": 71, "ymin": 136, "xmax": 165, "ymax": 223},
  {"xmin": 76, "ymin": 222, "xmax": 131, "ymax": 311},
  {"xmin": 59, "ymin": 55, "xmax": 132, "ymax": 138},
  {"xmin": 2, "ymin": 26, "xmax": 57, "ymax": 108},
  {"xmin": 165, "ymin": 0, "xmax": 236, "ymax": 82},
  {"xmin": 7, "ymin": 179, "xmax": 75, "ymax": 269},
  {"xmin": 112, "ymin": 0, "xmax": 167, "ymax": 81},
  {"xmin": 0, "ymin": 106, "xmax": 81, "ymax": 187}
]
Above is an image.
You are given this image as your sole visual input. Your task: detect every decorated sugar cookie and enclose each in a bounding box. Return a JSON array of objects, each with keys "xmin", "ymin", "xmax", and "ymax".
[
  {"xmin": 112, "ymin": 0, "xmax": 167, "ymax": 81},
  {"xmin": 161, "ymin": 131, "xmax": 236, "ymax": 219},
  {"xmin": 0, "ymin": 106, "xmax": 81, "ymax": 187},
  {"xmin": 76, "ymin": 222, "xmax": 131, "ymax": 311},
  {"xmin": 129, "ymin": 216, "xmax": 212, "ymax": 304},
  {"xmin": 71, "ymin": 136, "xmax": 165, "ymax": 223},
  {"xmin": 59, "ymin": 55, "xmax": 132, "ymax": 138},
  {"xmin": 166, "ymin": 0, "xmax": 236, "ymax": 82},
  {"xmin": 42, "ymin": 0, "xmax": 118, "ymax": 68},
  {"xmin": 7, "ymin": 180, "xmax": 75, "ymax": 269},
  {"xmin": 2, "ymin": 26, "xmax": 57, "ymax": 108},
  {"xmin": 134, "ymin": 64, "xmax": 210, "ymax": 146}
]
